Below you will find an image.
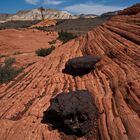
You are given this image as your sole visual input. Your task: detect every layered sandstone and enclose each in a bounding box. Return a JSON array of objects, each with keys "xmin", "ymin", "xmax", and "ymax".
[
  {"xmin": 118, "ymin": 3, "xmax": 140, "ymax": 15},
  {"xmin": 0, "ymin": 29, "xmax": 61, "ymax": 67},
  {"xmin": 31, "ymin": 19, "xmax": 57, "ymax": 28},
  {"xmin": 0, "ymin": 5, "xmax": 140, "ymax": 140}
]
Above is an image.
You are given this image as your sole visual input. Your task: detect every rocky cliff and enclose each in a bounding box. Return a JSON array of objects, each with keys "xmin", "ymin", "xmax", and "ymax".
[
  {"xmin": 0, "ymin": 14, "xmax": 12, "ymax": 21},
  {"xmin": 31, "ymin": 19, "xmax": 57, "ymax": 28},
  {"xmin": 118, "ymin": 3, "xmax": 140, "ymax": 15},
  {"xmin": 0, "ymin": 4, "xmax": 140, "ymax": 140},
  {"xmin": 0, "ymin": 8, "xmax": 77, "ymax": 21}
]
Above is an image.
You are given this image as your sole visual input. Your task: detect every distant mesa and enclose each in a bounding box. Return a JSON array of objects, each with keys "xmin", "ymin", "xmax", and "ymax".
[
  {"xmin": 0, "ymin": 8, "xmax": 78, "ymax": 21},
  {"xmin": 79, "ymin": 14, "xmax": 97, "ymax": 19},
  {"xmin": 0, "ymin": 7, "xmax": 98, "ymax": 22}
]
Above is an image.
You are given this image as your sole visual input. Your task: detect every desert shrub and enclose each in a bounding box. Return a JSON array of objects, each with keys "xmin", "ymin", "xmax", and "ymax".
[
  {"xmin": 58, "ymin": 31, "xmax": 76, "ymax": 43},
  {"xmin": 36, "ymin": 46, "xmax": 55, "ymax": 57},
  {"xmin": 56, "ymin": 19, "xmax": 65, "ymax": 25},
  {"xmin": 51, "ymin": 45, "xmax": 55, "ymax": 50},
  {"xmin": 0, "ymin": 20, "xmax": 41, "ymax": 30},
  {"xmin": 49, "ymin": 40, "xmax": 56, "ymax": 45},
  {"xmin": 4, "ymin": 57, "xmax": 16, "ymax": 65},
  {"xmin": 0, "ymin": 58, "xmax": 23, "ymax": 84},
  {"xmin": 0, "ymin": 54, "xmax": 6, "ymax": 58},
  {"xmin": 34, "ymin": 26, "xmax": 48, "ymax": 31}
]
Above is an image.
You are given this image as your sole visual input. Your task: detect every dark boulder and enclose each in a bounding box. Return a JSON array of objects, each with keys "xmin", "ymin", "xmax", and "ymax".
[
  {"xmin": 42, "ymin": 90, "xmax": 98, "ymax": 137},
  {"xmin": 62, "ymin": 55, "xmax": 101, "ymax": 76}
]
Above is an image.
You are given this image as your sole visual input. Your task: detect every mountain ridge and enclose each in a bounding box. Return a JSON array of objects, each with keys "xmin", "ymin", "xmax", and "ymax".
[{"xmin": 0, "ymin": 8, "xmax": 78, "ymax": 21}]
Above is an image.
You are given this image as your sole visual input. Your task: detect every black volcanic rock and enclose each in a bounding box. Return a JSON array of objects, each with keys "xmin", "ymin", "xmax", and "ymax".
[
  {"xmin": 42, "ymin": 90, "xmax": 98, "ymax": 137},
  {"xmin": 62, "ymin": 55, "xmax": 101, "ymax": 76}
]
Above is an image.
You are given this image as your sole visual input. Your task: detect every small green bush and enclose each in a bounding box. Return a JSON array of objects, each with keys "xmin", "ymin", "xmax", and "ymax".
[
  {"xmin": 49, "ymin": 40, "xmax": 56, "ymax": 45},
  {"xmin": 0, "ymin": 58, "xmax": 23, "ymax": 84},
  {"xmin": 4, "ymin": 57, "xmax": 16, "ymax": 66},
  {"xmin": 58, "ymin": 31, "xmax": 76, "ymax": 43},
  {"xmin": 36, "ymin": 46, "xmax": 55, "ymax": 57},
  {"xmin": 34, "ymin": 26, "xmax": 48, "ymax": 31}
]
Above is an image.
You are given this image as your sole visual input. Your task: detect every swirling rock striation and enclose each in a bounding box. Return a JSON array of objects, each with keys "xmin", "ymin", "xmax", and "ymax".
[
  {"xmin": 31, "ymin": 19, "xmax": 57, "ymax": 28},
  {"xmin": 0, "ymin": 4, "xmax": 140, "ymax": 140}
]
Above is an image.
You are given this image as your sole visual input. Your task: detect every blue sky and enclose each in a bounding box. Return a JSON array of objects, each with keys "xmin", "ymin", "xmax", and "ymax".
[{"xmin": 0, "ymin": 0, "xmax": 140, "ymax": 15}]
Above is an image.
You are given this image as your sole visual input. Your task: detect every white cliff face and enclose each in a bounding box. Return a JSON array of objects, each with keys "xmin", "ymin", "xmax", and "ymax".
[{"xmin": 6, "ymin": 8, "xmax": 78, "ymax": 21}]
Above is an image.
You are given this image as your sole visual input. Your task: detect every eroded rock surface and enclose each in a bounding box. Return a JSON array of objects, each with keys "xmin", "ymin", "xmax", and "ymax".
[
  {"xmin": 0, "ymin": 4, "xmax": 140, "ymax": 140},
  {"xmin": 31, "ymin": 19, "xmax": 57, "ymax": 28},
  {"xmin": 42, "ymin": 90, "xmax": 98, "ymax": 137},
  {"xmin": 0, "ymin": 29, "xmax": 61, "ymax": 67},
  {"xmin": 118, "ymin": 3, "xmax": 140, "ymax": 15}
]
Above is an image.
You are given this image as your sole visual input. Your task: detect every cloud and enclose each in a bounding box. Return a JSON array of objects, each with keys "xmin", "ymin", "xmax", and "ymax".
[
  {"xmin": 44, "ymin": 0, "xmax": 63, "ymax": 5},
  {"xmin": 64, "ymin": 2, "xmax": 125, "ymax": 15},
  {"xmin": 25, "ymin": 0, "xmax": 40, "ymax": 5}
]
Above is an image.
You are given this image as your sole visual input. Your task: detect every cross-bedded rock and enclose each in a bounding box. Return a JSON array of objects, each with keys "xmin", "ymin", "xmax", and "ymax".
[
  {"xmin": 62, "ymin": 55, "xmax": 101, "ymax": 76},
  {"xmin": 0, "ymin": 4, "xmax": 140, "ymax": 140},
  {"xmin": 42, "ymin": 90, "xmax": 98, "ymax": 137}
]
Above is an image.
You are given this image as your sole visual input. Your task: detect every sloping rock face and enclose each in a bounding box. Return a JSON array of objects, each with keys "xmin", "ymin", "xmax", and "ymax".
[
  {"xmin": 0, "ymin": 6, "xmax": 140, "ymax": 140},
  {"xmin": 118, "ymin": 3, "xmax": 140, "ymax": 15},
  {"xmin": 31, "ymin": 19, "xmax": 57, "ymax": 28},
  {"xmin": 0, "ymin": 29, "xmax": 61, "ymax": 67}
]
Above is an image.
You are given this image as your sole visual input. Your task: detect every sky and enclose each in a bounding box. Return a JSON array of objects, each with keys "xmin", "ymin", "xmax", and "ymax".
[{"xmin": 0, "ymin": 0, "xmax": 140, "ymax": 15}]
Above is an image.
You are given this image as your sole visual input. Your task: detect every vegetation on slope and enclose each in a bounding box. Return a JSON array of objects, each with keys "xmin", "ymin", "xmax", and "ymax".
[
  {"xmin": 36, "ymin": 46, "xmax": 55, "ymax": 57},
  {"xmin": 58, "ymin": 31, "xmax": 76, "ymax": 43},
  {"xmin": 0, "ymin": 20, "xmax": 40, "ymax": 30},
  {"xmin": 0, "ymin": 58, "xmax": 23, "ymax": 84}
]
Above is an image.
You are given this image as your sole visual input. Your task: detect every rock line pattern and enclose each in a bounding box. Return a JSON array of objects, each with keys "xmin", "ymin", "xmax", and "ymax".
[{"xmin": 0, "ymin": 9, "xmax": 140, "ymax": 140}]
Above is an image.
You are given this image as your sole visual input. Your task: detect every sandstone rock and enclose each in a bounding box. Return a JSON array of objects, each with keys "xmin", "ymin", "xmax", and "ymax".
[
  {"xmin": 31, "ymin": 19, "xmax": 57, "ymax": 28},
  {"xmin": 0, "ymin": 29, "xmax": 60, "ymax": 67},
  {"xmin": 118, "ymin": 3, "xmax": 140, "ymax": 15},
  {"xmin": 0, "ymin": 4, "xmax": 140, "ymax": 140}
]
